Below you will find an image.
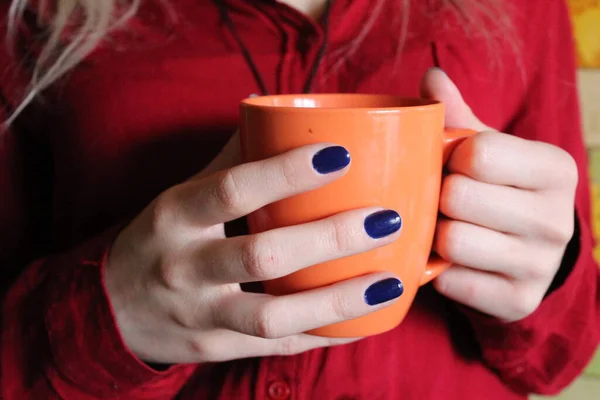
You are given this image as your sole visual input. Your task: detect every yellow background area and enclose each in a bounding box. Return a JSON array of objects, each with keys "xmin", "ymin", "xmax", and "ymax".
[{"xmin": 569, "ymin": 0, "xmax": 600, "ymax": 67}]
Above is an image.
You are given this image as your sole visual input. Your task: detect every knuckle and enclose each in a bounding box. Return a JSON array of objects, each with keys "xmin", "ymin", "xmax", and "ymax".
[
  {"xmin": 327, "ymin": 218, "xmax": 355, "ymax": 254},
  {"xmin": 510, "ymin": 288, "xmax": 541, "ymax": 320},
  {"xmin": 523, "ymin": 260, "xmax": 549, "ymax": 281},
  {"xmin": 240, "ymin": 235, "xmax": 278, "ymax": 280},
  {"xmin": 214, "ymin": 170, "xmax": 244, "ymax": 215},
  {"xmin": 328, "ymin": 291, "xmax": 355, "ymax": 321},
  {"xmin": 171, "ymin": 307, "xmax": 202, "ymax": 330},
  {"xmin": 276, "ymin": 335, "xmax": 307, "ymax": 356},
  {"xmin": 432, "ymin": 273, "xmax": 450, "ymax": 295},
  {"xmin": 151, "ymin": 189, "xmax": 180, "ymax": 234},
  {"xmin": 438, "ymin": 223, "xmax": 463, "ymax": 263},
  {"xmin": 279, "ymin": 156, "xmax": 302, "ymax": 189},
  {"xmin": 157, "ymin": 257, "xmax": 188, "ymax": 291},
  {"xmin": 531, "ymin": 213, "xmax": 574, "ymax": 245},
  {"xmin": 548, "ymin": 224, "xmax": 573, "ymax": 246},
  {"xmin": 470, "ymin": 133, "xmax": 494, "ymax": 171},
  {"xmin": 457, "ymin": 278, "xmax": 480, "ymax": 307},
  {"xmin": 435, "ymin": 270, "xmax": 480, "ymax": 307},
  {"xmin": 553, "ymin": 148, "xmax": 579, "ymax": 188},
  {"xmin": 186, "ymin": 337, "xmax": 211, "ymax": 360},
  {"xmin": 253, "ymin": 304, "xmax": 282, "ymax": 339},
  {"xmin": 440, "ymin": 175, "xmax": 469, "ymax": 216},
  {"xmin": 522, "ymin": 247, "xmax": 563, "ymax": 282}
]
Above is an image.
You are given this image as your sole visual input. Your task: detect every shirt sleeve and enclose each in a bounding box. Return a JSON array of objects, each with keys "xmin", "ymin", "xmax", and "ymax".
[
  {"xmin": 461, "ymin": 0, "xmax": 600, "ymax": 395},
  {"xmin": 0, "ymin": 14, "xmax": 197, "ymax": 400}
]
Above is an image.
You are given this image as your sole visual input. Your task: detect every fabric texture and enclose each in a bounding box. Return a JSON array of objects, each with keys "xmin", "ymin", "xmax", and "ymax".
[{"xmin": 1, "ymin": 0, "xmax": 598, "ymax": 399}]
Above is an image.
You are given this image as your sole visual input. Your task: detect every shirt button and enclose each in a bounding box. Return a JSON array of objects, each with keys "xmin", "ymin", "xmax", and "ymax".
[
  {"xmin": 514, "ymin": 366, "xmax": 525, "ymax": 374},
  {"xmin": 268, "ymin": 380, "xmax": 291, "ymax": 400}
]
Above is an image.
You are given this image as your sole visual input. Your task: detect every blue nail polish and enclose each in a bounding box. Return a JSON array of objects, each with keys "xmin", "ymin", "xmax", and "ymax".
[
  {"xmin": 364, "ymin": 210, "xmax": 402, "ymax": 239},
  {"xmin": 364, "ymin": 278, "xmax": 404, "ymax": 306},
  {"xmin": 312, "ymin": 146, "xmax": 351, "ymax": 174}
]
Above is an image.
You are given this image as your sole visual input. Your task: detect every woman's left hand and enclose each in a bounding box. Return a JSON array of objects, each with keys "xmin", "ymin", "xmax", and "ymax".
[{"xmin": 421, "ymin": 68, "xmax": 579, "ymax": 322}]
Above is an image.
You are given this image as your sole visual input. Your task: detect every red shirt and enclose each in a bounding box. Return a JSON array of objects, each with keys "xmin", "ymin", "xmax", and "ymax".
[{"xmin": 1, "ymin": 0, "xmax": 599, "ymax": 399}]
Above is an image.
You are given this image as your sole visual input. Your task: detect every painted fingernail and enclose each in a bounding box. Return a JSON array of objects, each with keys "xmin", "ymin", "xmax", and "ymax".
[
  {"xmin": 312, "ymin": 146, "xmax": 351, "ymax": 174},
  {"xmin": 364, "ymin": 278, "xmax": 404, "ymax": 306},
  {"xmin": 364, "ymin": 210, "xmax": 402, "ymax": 239}
]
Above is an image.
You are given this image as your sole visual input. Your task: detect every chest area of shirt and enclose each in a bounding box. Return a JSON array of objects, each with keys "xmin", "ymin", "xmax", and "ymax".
[
  {"xmin": 35, "ymin": 2, "xmax": 523, "ymax": 244},
  {"xmin": 45, "ymin": 32, "xmax": 513, "ymax": 175},
  {"xmin": 43, "ymin": 0, "xmax": 520, "ymax": 158}
]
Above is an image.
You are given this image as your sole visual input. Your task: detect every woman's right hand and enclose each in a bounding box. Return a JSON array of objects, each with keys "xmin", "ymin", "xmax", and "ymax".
[{"xmin": 105, "ymin": 134, "xmax": 404, "ymax": 364}]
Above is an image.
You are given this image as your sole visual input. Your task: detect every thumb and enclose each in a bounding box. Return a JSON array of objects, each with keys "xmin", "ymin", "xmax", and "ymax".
[{"xmin": 420, "ymin": 68, "xmax": 492, "ymax": 132}]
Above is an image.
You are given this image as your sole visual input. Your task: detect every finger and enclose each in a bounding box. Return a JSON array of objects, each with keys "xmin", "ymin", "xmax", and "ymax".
[
  {"xmin": 446, "ymin": 131, "xmax": 578, "ymax": 191},
  {"xmin": 166, "ymin": 144, "xmax": 351, "ymax": 227},
  {"xmin": 214, "ymin": 273, "xmax": 404, "ymax": 339},
  {"xmin": 433, "ymin": 265, "xmax": 543, "ymax": 322},
  {"xmin": 420, "ymin": 68, "xmax": 492, "ymax": 132},
  {"xmin": 200, "ymin": 208, "xmax": 402, "ymax": 283},
  {"xmin": 136, "ymin": 325, "xmax": 358, "ymax": 364},
  {"xmin": 440, "ymin": 173, "xmax": 542, "ymax": 235},
  {"xmin": 433, "ymin": 219, "xmax": 534, "ymax": 280},
  {"xmin": 186, "ymin": 329, "xmax": 359, "ymax": 363}
]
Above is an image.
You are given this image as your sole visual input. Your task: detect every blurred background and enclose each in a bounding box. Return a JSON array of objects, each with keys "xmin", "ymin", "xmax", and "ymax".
[{"xmin": 531, "ymin": 1, "xmax": 600, "ymax": 399}]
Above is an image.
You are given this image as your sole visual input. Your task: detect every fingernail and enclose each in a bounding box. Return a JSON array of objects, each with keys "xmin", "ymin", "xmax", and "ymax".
[
  {"xmin": 364, "ymin": 278, "xmax": 404, "ymax": 306},
  {"xmin": 312, "ymin": 146, "xmax": 351, "ymax": 174},
  {"xmin": 364, "ymin": 210, "xmax": 402, "ymax": 239}
]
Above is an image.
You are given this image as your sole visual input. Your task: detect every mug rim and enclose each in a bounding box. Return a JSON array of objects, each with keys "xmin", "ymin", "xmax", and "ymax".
[{"xmin": 240, "ymin": 93, "xmax": 442, "ymax": 112}]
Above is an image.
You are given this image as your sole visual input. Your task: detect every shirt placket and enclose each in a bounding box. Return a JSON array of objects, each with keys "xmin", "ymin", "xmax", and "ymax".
[
  {"xmin": 271, "ymin": 2, "xmax": 326, "ymax": 94},
  {"xmin": 253, "ymin": 355, "xmax": 297, "ymax": 400}
]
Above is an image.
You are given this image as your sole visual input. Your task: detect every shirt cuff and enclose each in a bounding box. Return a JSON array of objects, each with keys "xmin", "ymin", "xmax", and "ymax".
[
  {"xmin": 43, "ymin": 226, "xmax": 196, "ymax": 398},
  {"xmin": 461, "ymin": 209, "xmax": 599, "ymax": 393}
]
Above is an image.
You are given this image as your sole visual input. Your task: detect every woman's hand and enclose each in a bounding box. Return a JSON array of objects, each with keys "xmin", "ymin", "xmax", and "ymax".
[
  {"xmin": 105, "ymin": 135, "xmax": 404, "ymax": 364},
  {"xmin": 421, "ymin": 68, "xmax": 578, "ymax": 322}
]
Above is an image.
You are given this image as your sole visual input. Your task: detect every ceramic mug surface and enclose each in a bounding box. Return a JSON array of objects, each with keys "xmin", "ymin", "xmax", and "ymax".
[{"xmin": 240, "ymin": 94, "xmax": 474, "ymax": 337}]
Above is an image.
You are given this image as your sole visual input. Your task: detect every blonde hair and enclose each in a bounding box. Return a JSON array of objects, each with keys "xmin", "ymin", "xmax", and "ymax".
[
  {"xmin": 4, "ymin": 0, "xmax": 509, "ymax": 126},
  {"xmin": 5, "ymin": 0, "xmax": 140, "ymax": 124}
]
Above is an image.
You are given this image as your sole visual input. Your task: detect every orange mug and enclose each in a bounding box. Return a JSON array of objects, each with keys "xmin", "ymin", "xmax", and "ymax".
[{"xmin": 239, "ymin": 94, "xmax": 475, "ymax": 338}]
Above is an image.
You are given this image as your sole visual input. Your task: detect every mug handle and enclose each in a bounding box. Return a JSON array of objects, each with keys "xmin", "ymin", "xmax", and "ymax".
[{"xmin": 419, "ymin": 128, "xmax": 478, "ymax": 285}]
